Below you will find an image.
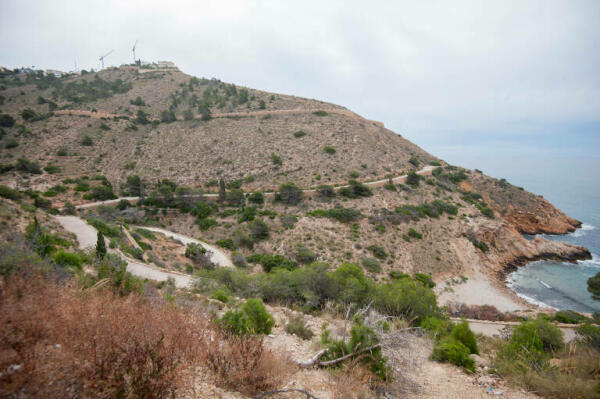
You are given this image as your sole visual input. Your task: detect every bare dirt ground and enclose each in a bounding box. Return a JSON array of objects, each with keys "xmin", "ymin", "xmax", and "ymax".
[{"xmin": 437, "ymin": 270, "xmax": 525, "ymax": 313}]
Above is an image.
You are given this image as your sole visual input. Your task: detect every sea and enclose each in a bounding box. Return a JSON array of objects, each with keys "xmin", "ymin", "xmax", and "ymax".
[{"xmin": 422, "ymin": 147, "xmax": 600, "ymax": 313}]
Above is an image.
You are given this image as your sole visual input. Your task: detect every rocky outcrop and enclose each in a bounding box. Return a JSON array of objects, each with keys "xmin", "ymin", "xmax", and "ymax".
[
  {"xmin": 504, "ymin": 205, "xmax": 581, "ymax": 235},
  {"xmin": 471, "ymin": 222, "xmax": 591, "ymax": 279},
  {"xmin": 498, "ymin": 194, "xmax": 581, "ymax": 235}
]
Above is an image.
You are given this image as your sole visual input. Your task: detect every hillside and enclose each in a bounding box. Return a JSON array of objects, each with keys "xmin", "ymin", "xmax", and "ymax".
[
  {"xmin": 1, "ymin": 64, "xmax": 598, "ymax": 399},
  {"xmin": 0, "ymin": 67, "xmax": 434, "ymax": 190},
  {"xmin": 0, "ymin": 65, "xmax": 589, "ymax": 285}
]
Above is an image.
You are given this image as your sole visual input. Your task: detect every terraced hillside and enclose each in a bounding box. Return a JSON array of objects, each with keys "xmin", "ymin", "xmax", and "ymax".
[{"xmin": 0, "ymin": 66, "xmax": 435, "ymax": 191}]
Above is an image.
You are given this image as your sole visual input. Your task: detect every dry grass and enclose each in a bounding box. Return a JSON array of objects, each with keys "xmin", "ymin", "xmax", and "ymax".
[
  {"xmin": 332, "ymin": 360, "xmax": 378, "ymax": 399},
  {"xmin": 0, "ymin": 266, "xmax": 289, "ymax": 398},
  {"xmin": 494, "ymin": 341, "xmax": 600, "ymax": 399},
  {"xmin": 202, "ymin": 329, "xmax": 290, "ymax": 394}
]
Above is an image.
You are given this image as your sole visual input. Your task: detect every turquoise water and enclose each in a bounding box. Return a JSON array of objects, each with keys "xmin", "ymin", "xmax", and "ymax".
[{"xmin": 421, "ymin": 151, "xmax": 600, "ymax": 312}]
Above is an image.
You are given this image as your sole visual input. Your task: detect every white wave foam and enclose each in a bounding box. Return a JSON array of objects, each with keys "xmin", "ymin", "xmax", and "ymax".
[
  {"xmin": 514, "ymin": 293, "xmax": 557, "ymax": 310},
  {"xmin": 540, "ymin": 280, "xmax": 552, "ymax": 289},
  {"xmin": 582, "ymin": 254, "xmax": 600, "ymax": 267},
  {"xmin": 571, "ymin": 223, "xmax": 596, "ymax": 238}
]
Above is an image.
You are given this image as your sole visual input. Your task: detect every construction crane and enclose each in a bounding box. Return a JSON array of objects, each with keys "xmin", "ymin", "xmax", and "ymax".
[
  {"xmin": 99, "ymin": 49, "xmax": 114, "ymax": 69},
  {"xmin": 132, "ymin": 40, "xmax": 138, "ymax": 63}
]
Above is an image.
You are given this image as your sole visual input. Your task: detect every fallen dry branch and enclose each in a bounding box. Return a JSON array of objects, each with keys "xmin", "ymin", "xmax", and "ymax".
[
  {"xmin": 294, "ymin": 344, "xmax": 382, "ymax": 368},
  {"xmin": 318, "ymin": 344, "xmax": 382, "ymax": 367},
  {"xmin": 255, "ymin": 388, "xmax": 320, "ymax": 399}
]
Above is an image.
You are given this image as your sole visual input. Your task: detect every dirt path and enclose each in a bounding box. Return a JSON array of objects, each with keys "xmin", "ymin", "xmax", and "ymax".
[
  {"xmin": 132, "ymin": 225, "xmax": 233, "ymax": 268},
  {"xmin": 452, "ymin": 317, "xmax": 578, "ymax": 342},
  {"xmin": 54, "ymin": 106, "xmax": 384, "ymax": 126},
  {"xmin": 55, "ymin": 215, "xmax": 195, "ymax": 288},
  {"xmin": 71, "ymin": 165, "xmax": 436, "ymax": 209}
]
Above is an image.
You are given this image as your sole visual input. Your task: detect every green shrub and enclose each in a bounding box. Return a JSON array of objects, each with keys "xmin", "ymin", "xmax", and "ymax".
[
  {"xmin": 160, "ymin": 109, "xmax": 176, "ymax": 123},
  {"xmin": 248, "ymin": 253, "xmax": 297, "ymax": 272},
  {"xmin": 275, "ymin": 182, "xmax": 303, "ymax": 205},
  {"xmin": 211, "ymin": 289, "xmax": 229, "ymax": 303},
  {"xmin": 552, "ymin": 310, "xmax": 588, "ymax": 324},
  {"xmin": 270, "ymin": 153, "xmax": 282, "ymax": 166},
  {"xmin": 182, "ymin": 109, "xmax": 194, "ymax": 121},
  {"xmin": 367, "ymin": 244, "xmax": 387, "ymax": 260},
  {"xmin": 192, "ymin": 201, "xmax": 213, "ymax": 219},
  {"xmin": 220, "ymin": 298, "xmax": 274, "ymax": 335},
  {"xmin": 349, "ymin": 170, "xmax": 359, "ymax": 178},
  {"xmin": 216, "ymin": 238, "xmax": 235, "ymax": 250},
  {"xmin": 248, "ymin": 219, "xmax": 269, "ymax": 241},
  {"xmin": 321, "ymin": 320, "xmax": 388, "ymax": 379},
  {"xmin": 414, "ymin": 273, "xmax": 435, "ymax": 288},
  {"xmin": 117, "ymin": 199, "xmax": 131, "ymax": 210},
  {"xmin": 295, "ymin": 244, "xmax": 316, "ymax": 264},
  {"xmin": 338, "ymin": 180, "xmax": 372, "ymax": 198},
  {"xmin": 248, "ymin": 191, "xmax": 264, "ymax": 205},
  {"xmin": 532, "ymin": 318, "xmax": 564, "ymax": 352},
  {"xmin": 407, "ymin": 228, "xmax": 422, "ymax": 239},
  {"xmin": 87, "ymin": 218, "xmax": 120, "ymax": 237},
  {"xmin": 81, "ymin": 135, "xmax": 93, "ymax": 146},
  {"xmin": 431, "ymin": 337, "xmax": 475, "ymax": 372},
  {"xmin": 0, "ymin": 114, "xmax": 16, "ymax": 127},
  {"xmin": 406, "ymin": 171, "xmax": 420, "ymax": 187},
  {"xmin": 576, "ymin": 323, "xmax": 600, "ymax": 349},
  {"xmin": 293, "ymin": 130, "xmax": 306, "ymax": 138},
  {"xmin": 5, "ymin": 138, "xmax": 18, "ymax": 149},
  {"xmin": 57, "ymin": 146, "xmax": 68, "ymax": 155},
  {"xmin": 16, "ymin": 158, "xmax": 42, "ymax": 174},
  {"xmin": 34, "ymin": 197, "xmax": 52, "ymax": 209},
  {"xmin": 0, "ymin": 163, "xmax": 15, "ymax": 173},
  {"xmin": 185, "ymin": 242, "xmax": 206, "ymax": 258},
  {"xmin": 0, "ymin": 185, "xmax": 21, "ymax": 200},
  {"xmin": 197, "ymin": 218, "xmax": 218, "ymax": 231},
  {"xmin": 226, "ymin": 189, "xmax": 245, "ymax": 207},
  {"xmin": 389, "ymin": 270, "xmax": 410, "ymax": 280},
  {"xmin": 285, "ymin": 315, "xmax": 314, "ymax": 340},
  {"xmin": 91, "ymin": 185, "xmax": 116, "ymax": 200},
  {"xmin": 316, "ymin": 185, "xmax": 335, "ymax": 199},
  {"xmin": 313, "ymin": 110, "xmax": 328, "ymax": 116},
  {"xmin": 588, "ymin": 272, "xmax": 600, "ymax": 300},
  {"xmin": 130, "ymin": 96, "xmax": 145, "ymax": 106},
  {"xmin": 361, "ymin": 257, "xmax": 381, "ymax": 274},
  {"xmin": 325, "ymin": 207, "xmax": 362, "ymax": 223},
  {"xmin": 450, "ymin": 321, "xmax": 478, "ymax": 354},
  {"xmin": 44, "ymin": 164, "xmax": 61, "ymax": 174},
  {"xmin": 468, "ymin": 236, "xmax": 489, "ymax": 253},
  {"xmin": 323, "ymin": 146, "xmax": 336, "ymax": 154},
  {"xmin": 408, "ymin": 156, "xmax": 420, "ymax": 167},
  {"xmin": 421, "ymin": 316, "xmax": 454, "ymax": 339},
  {"xmin": 53, "ymin": 250, "xmax": 83, "ymax": 269},
  {"xmin": 374, "ymin": 278, "xmax": 439, "ymax": 324}
]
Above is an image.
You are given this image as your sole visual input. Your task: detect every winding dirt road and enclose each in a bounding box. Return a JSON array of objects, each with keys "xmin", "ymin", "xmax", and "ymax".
[
  {"xmin": 73, "ymin": 165, "xmax": 436, "ymax": 210},
  {"xmin": 55, "ymin": 216, "xmax": 233, "ymax": 288},
  {"xmin": 132, "ymin": 225, "xmax": 233, "ymax": 267}
]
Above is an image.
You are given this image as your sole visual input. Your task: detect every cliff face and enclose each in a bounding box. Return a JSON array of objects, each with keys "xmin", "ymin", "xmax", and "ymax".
[
  {"xmin": 503, "ymin": 198, "xmax": 581, "ymax": 235},
  {"xmin": 471, "ymin": 221, "xmax": 591, "ymax": 279},
  {"xmin": 468, "ymin": 172, "xmax": 581, "ymax": 235}
]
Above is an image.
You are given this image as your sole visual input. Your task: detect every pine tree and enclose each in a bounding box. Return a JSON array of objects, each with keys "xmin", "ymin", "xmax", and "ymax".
[
  {"xmin": 96, "ymin": 231, "xmax": 107, "ymax": 259},
  {"xmin": 218, "ymin": 178, "xmax": 226, "ymax": 204}
]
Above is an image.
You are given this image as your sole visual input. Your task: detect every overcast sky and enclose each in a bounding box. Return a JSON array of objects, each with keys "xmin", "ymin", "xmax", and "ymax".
[{"xmin": 1, "ymin": 0, "xmax": 599, "ymax": 160}]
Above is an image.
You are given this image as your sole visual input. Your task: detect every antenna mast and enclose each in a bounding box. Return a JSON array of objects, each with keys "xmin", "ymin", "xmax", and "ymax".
[
  {"xmin": 132, "ymin": 40, "xmax": 138, "ymax": 63},
  {"xmin": 99, "ymin": 49, "xmax": 114, "ymax": 69}
]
